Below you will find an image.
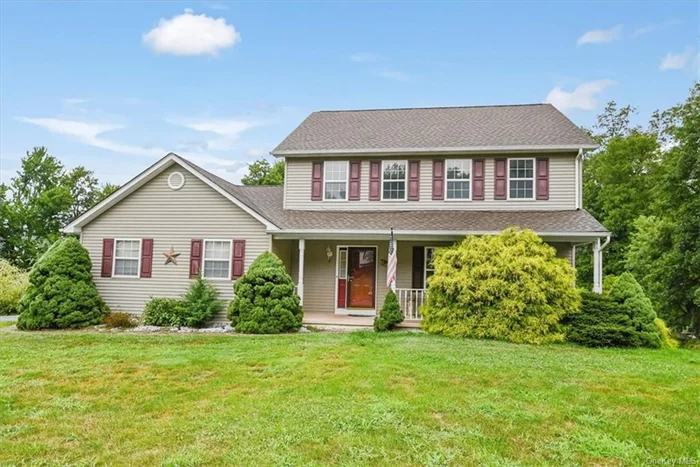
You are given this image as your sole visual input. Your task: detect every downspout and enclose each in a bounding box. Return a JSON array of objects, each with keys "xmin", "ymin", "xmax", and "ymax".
[{"xmin": 575, "ymin": 148, "xmax": 583, "ymax": 210}]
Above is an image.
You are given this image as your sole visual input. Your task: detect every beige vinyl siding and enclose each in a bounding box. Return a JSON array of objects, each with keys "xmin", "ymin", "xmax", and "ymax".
[
  {"xmin": 284, "ymin": 154, "xmax": 576, "ymax": 211},
  {"xmin": 551, "ymin": 242, "xmax": 574, "ymax": 266},
  {"xmin": 81, "ymin": 164, "xmax": 270, "ymax": 318}
]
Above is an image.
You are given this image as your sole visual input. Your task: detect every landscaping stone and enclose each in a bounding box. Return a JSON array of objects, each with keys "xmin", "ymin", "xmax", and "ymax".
[{"xmin": 131, "ymin": 325, "xmax": 163, "ymax": 333}]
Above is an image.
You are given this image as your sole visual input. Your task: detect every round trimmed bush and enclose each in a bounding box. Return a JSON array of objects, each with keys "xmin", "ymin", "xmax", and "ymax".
[
  {"xmin": 228, "ymin": 252, "xmax": 302, "ymax": 334},
  {"xmin": 374, "ymin": 290, "xmax": 404, "ymax": 332},
  {"xmin": 421, "ymin": 228, "xmax": 579, "ymax": 345},
  {"xmin": 17, "ymin": 237, "xmax": 107, "ymax": 330},
  {"xmin": 142, "ymin": 297, "xmax": 184, "ymax": 327}
]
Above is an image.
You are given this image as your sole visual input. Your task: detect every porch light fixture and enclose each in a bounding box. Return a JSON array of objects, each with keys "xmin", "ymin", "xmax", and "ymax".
[{"xmin": 326, "ymin": 246, "xmax": 333, "ymax": 262}]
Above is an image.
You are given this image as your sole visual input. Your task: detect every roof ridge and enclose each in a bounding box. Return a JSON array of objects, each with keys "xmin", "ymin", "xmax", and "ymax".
[{"xmin": 313, "ymin": 103, "xmax": 552, "ymax": 113}]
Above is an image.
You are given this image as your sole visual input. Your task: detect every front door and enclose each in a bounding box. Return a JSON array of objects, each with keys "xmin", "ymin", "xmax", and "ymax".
[{"xmin": 346, "ymin": 247, "xmax": 376, "ymax": 308}]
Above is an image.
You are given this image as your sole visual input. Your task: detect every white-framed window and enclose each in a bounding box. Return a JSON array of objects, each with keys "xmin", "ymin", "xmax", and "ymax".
[
  {"xmin": 203, "ymin": 240, "xmax": 232, "ymax": 279},
  {"xmin": 381, "ymin": 160, "xmax": 407, "ymax": 200},
  {"xmin": 323, "ymin": 161, "xmax": 348, "ymax": 201},
  {"xmin": 424, "ymin": 247, "xmax": 437, "ymax": 286},
  {"xmin": 508, "ymin": 158, "xmax": 535, "ymax": 200},
  {"xmin": 114, "ymin": 239, "xmax": 141, "ymax": 277},
  {"xmin": 445, "ymin": 159, "xmax": 472, "ymax": 200}
]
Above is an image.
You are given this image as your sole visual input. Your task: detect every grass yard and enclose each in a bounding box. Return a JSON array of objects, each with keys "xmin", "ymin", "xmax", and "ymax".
[{"xmin": 0, "ymin": 332, "xmax": 698, "ymax": 466}]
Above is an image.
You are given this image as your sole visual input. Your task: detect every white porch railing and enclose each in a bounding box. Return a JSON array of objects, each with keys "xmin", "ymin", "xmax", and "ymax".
[{"xmin": 396, "ymin": 288, "xmax": 427, "ymax": 320}]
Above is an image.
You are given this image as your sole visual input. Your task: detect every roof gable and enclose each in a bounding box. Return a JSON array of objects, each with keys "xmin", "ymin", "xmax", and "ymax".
[
  {"xmin": 272, "ymin": 104, "xmax": 597, "ymax": 156},
  {"xmin": 63, "ymin": 153, "xmax": 279, "ymax": 233}
]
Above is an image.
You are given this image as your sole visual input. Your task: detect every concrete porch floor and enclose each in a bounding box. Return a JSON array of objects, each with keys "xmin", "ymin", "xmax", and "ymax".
[{"xmin": 302, "ymin": 312, "xmax": 420, "ymax": 328}]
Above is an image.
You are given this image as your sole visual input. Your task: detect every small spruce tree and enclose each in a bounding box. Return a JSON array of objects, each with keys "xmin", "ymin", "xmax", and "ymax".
[
  {"xmin": 374, "ymin": 290, "xmax": 404, "ymax": 332},
  {"xmin": 228, "ymin": 252, "xmax": 302, "ymax": 333},
  {"xmin": 17, "ymin": 237, "xmax": 107, "ymax": 330}
]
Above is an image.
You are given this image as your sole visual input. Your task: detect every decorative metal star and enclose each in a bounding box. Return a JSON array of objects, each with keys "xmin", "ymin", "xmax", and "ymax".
[{"xmin": 163, "ymin": 246, "xmax": 181, "ymax": 265}]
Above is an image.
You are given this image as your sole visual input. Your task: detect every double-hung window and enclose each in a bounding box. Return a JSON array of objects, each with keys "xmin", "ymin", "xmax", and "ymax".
[
  {"xmin": 203, "ymin": 240, "xmax": 231, "ymax": 279},
  {"xmin": 382, "ymin": 160, "xmax": 407, "ymax": 200},
  {"xmin": 324, "ymin": 161, "xmax": 348, "ymax": 201},
  {"xmin": 114, "ymin": 239, "xmax": 141, "ymax": 277},
  {"xmin": 445, "ymin": 159, "xmax": 472, "ymax": 200},
  {"xmin": 509, "ymin": 158, "xmax": 535, "ymax": 200}
]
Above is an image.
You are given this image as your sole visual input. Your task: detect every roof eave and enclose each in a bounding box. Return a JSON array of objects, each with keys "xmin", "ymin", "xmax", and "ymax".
[{"xmin": 271, "ymin": 144, "xmax": 599, "ymax": 157}]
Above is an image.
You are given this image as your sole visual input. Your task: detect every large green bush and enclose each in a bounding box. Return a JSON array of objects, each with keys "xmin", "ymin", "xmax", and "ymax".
[
  {"xmin": 228, "ymin": 251, "xmax": 302, "ymax": 334},
  {"xmin": 0, "ymin": 259, "xmax": 29, "ymax": 315},
  {"xmin": 564, "ymin": 274, "xmax": 663, "ymax": 348},
  {"xmin": 17, "ymin": 237, "xmax": 107, "ymax": 330},
  {"xmin": 374, "ymin": 290, "xmax": 404, "ymax": 332},
  {"xmin": 421, "ymin": 228, "xmax": 579, "ymax": 345},
  {"xmin": 142, "ymin": 278, "xmax": 222, "ymax": 327}
]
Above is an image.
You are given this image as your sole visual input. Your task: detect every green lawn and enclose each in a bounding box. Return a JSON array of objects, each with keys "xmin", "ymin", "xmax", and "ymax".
[{"xmin": 0, "ymin": 332, "xmax": 698, "ymax": 466}]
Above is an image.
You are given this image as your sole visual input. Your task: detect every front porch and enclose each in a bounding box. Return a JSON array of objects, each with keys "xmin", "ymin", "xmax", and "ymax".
[{"xmin": 273, "ymin": 233, "xmax": 605, "ymax": 327}]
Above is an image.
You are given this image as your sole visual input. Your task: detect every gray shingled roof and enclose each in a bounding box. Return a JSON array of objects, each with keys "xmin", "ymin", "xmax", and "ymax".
[
  {"xmin": 181, "ymin": 157, "xmax": 606, "ymax": 234},
  {"xmin": 272, "ymin": 104, "xmax": 597, "ymax": 155}
]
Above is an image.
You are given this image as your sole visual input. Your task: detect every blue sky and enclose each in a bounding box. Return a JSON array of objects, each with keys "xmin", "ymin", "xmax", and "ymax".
[{"xmin": 1, "ymin": 1, "xmax": 698, "ymax": 185}]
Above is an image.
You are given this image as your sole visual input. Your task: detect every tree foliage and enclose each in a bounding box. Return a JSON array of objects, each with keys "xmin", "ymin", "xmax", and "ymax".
[
  {"xmin": 228, "ymin": 252, "xmax": 302, "ymax": 333},
  {"xmin": 0, "ymin": 147, "xmax": 119, "ymax": 268},
  {"xmin": 17, "ymin": 237, "xmax": 107, "ymax": 330},
  {"xmin": 578, "ymin": 84, "xmax": 699, "ymax": 334},
  {"xmin": 374, "ymin": 290, "xmax": 404, "ymax": 332},
  {"xmin": 421, "ymin": 228, "xmax": 579, "ymax": 344},
  {"xmin": 241, "ymin": 158, "xmax": 285, "ymax": 186}
]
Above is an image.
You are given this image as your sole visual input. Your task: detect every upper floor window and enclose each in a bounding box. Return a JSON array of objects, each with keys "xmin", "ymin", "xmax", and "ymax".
[
  {"xmin": 203, "ymin": 240, "xmax": 231, "ymax": 279},
  {"xmin": 114, "ymin": 239, "xmax": 141, "ymax": 277},
  {"xmin": 382, "ymin": 160, "xmax": 407, "ymax": 200},
  {"xmin": 509, "ymin": 158, "xmax": 535, "ymax": 200},
  {"xmin": 324, "ymin": 161, "xmax": 348, "ymax": 201},
  {"xmin": 445, "ymin": 159, "xmax": 472, "ymax": 200}
]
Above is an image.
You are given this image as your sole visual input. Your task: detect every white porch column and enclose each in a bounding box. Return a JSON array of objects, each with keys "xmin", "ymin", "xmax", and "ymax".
[
  {"xmin": 593, "ymin": 238, "xmax": 602, "ymax": 293},
  {"xmin": 297, "ymin": 238, "xmax": 305, "ymax": 306}
]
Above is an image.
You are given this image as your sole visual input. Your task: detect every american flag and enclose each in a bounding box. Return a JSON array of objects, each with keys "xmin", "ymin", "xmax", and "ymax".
[{"xmin": 386, "ymin": 228, "xmax": 397, "ymax": 290}]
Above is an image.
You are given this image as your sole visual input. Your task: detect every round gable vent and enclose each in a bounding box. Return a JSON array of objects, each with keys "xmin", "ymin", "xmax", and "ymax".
[{"xmin": 168, "ymin": 171, "xmax": 186, "ymax": 190}]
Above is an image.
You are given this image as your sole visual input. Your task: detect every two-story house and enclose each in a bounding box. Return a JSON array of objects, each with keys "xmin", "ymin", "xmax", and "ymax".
[{"xmin": 64, "ymin": 104, "xmax": 609, "ymax": 326}]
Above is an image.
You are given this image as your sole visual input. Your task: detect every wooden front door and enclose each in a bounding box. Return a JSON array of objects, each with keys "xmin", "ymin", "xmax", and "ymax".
[{"xmin": 346, "ymin": 247, "xmax": 376, "ymax": 308}]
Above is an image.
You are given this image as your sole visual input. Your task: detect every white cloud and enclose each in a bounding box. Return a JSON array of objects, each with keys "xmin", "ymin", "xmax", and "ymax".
[
  {"xmin": 350, "ymin": 52, "xmax": 383, "ymax": 63},
  {"xmin": 143, "ymin": 8, "xmax": 241, "ymax": 56},
  {"xmin": 545, "ymin": 79, "xmax": 616, "ymax": 111},
  {"xmin": 659, "ymin": 47, "xmax": 694, "ymax": 71},
  {"xmin": 376, "ymin": 69, "xmax": 411, "ymax": 82},
  {"xmin": 16, "ymin": 116, "xmax": 242, "ymax": 170},
  {"xmin": 577, "ymin": 25, "xmax": 623, "ymax": 45},
  {"xmin": 246, "ymin": 147, "xmax": 266, "ymax": 157},
  {"xmin": 632, "ymin": 19, "xmax": 681, "ymax": 38},
  {"xmin": 175, "ymin": 118, "xmax": 259, "ymax": 138}
]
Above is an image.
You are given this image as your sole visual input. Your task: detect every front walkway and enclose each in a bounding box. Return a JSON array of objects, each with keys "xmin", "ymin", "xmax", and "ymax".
[{"xmin": 0, "ymin": 315, "xmax": 18, "ymax": 322}]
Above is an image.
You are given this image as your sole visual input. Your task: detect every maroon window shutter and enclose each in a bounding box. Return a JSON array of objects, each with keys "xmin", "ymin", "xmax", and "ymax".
[
  {"xmin": 311, "ymin": 161, "xmax": 323, "ymax": 201},
  {"xmin": 101, "ymin": 238, "xmax": 114, "ymax": 277},
  {"xmin": 189, "ymin": 239, "xmax": 203, "ymax": 279},
  {"xmin": 408, "ymin": 160, "xmax": 420, "ymax": 201},
  {"xmin": 494, "ymin": 158, "xmax": 507, "ymax": 200},
  {"xmin": 369, "ymin": 160, "xmax": 381, "ymax": 201},
  {"xmin": 472, "ymin": 159, "xmax": 485, "ymax": 200},
  {"xmin": 536, "ymin": 158, "xmax": 549, "ymax": 200},
  {"xmin": 349, "ymin": 161, "xmax": 361, "ymax": 201},
  {"xmin": 232, "ymin": 240, "xmax": 246, "ymax": 279},
  {"xmin": 432, "ymin": 160, "xmax": 444, "ymax": 200},
  {"xmin": 140, "ymin": 239, "xmax": 153, "ymax": 278}
]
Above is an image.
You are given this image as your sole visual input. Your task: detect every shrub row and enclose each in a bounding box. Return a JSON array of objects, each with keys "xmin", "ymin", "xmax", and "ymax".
[{"xmin": 142, "ymin": 278, "xmax": 222, "ymax": 328}]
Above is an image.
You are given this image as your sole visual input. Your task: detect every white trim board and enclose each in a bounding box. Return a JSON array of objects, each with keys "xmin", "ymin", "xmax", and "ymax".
[{"xmin": 63, "ymin": 153, "xmax": 279, "ymax": 233}]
